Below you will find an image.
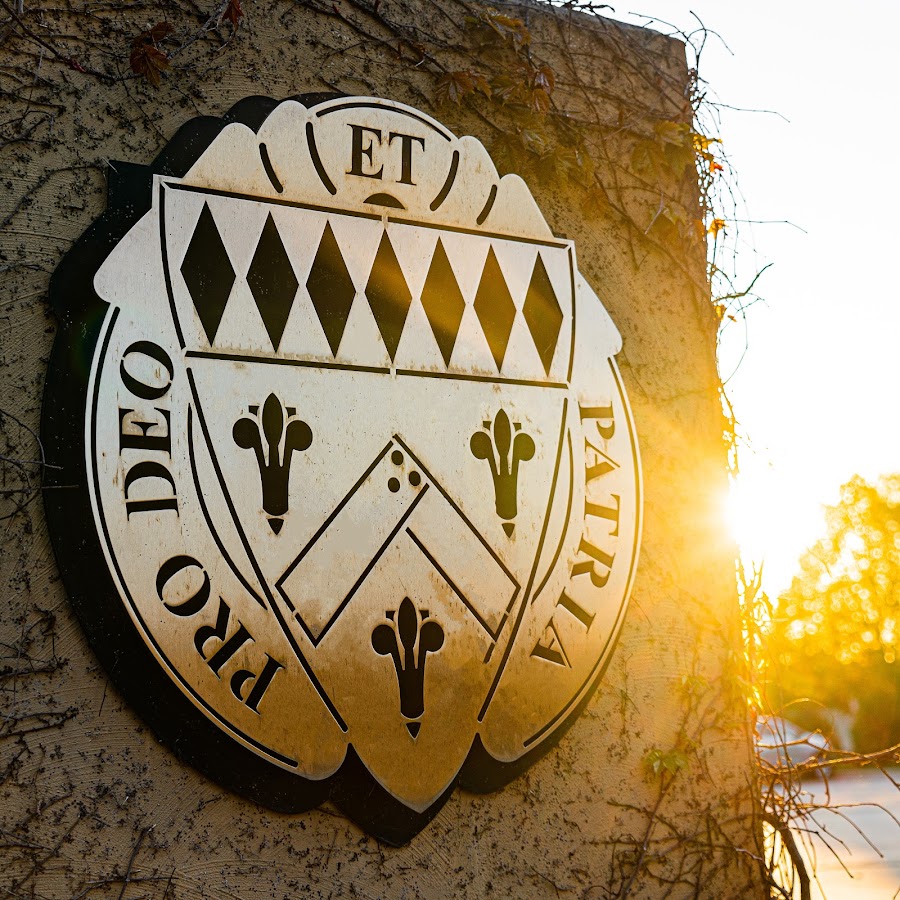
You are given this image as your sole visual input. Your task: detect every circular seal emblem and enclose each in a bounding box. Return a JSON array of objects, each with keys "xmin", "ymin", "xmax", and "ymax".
[{"xmin": 43, "ymin": 95, "xmax": 641, "ymax": 844}]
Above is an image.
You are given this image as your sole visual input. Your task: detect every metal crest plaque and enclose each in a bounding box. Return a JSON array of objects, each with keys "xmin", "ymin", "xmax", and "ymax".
[{"xmin": 43, "ymin": 95, "xmax": 642, "ymax": 844}]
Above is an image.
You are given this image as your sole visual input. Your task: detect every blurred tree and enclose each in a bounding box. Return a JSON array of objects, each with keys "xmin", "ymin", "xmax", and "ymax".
[{"xmin": 767, "ymin": 475, "xmax": 900, "ymax": 752}]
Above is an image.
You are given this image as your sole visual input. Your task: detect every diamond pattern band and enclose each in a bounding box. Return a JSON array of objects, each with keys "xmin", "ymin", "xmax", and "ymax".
[{"xmin": 168, "ymin": 185, "xmax": 571, "ymax": 382}]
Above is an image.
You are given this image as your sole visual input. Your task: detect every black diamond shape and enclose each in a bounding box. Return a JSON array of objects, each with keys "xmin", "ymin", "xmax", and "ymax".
[
  {"xmin": 523, "ymin": 254, "xmax": 563, "ymax": 376},
  {"xmin": 181, "ymin": 202, "xmax": 235, "ymax": 344},
  {"xmin": 473, "ymin": 247, "xmax": 516, "ymax": 372},
  {"xmin": 420, "ymin": 238, "xmax": 465, "ymax": 367},
  {"xmin": 366, "ymin": 231, "xmax": 412, "ymax": 362},
  {"xmin": 246, "ymin": 213, "xmax": 299, "ymax": 351},
  {"xmin": 306, "ymin": 222, "xmax": 356, "ymax": 356}
]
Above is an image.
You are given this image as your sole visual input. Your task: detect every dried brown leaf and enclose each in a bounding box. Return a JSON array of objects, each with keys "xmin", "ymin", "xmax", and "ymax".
[
  {"xmin": 130, "ymin": 22, "xmax": 173, "ymax": 87},
  {"xmin": 130, "ymin": 43, "xmax": 169, "ymax": 86},
  {"xmin": 224, "ymin": 0, "xmax": 244, "ymax": 27}
]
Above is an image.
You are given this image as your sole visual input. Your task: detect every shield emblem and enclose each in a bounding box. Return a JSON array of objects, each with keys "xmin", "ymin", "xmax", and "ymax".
[
  {"xmin": 50, "ymin": 94, "xmax": 641, "ymax": 842},
  {"xmin": 164, "ymin": 181, "xmax": 574, "ymax": 805}
]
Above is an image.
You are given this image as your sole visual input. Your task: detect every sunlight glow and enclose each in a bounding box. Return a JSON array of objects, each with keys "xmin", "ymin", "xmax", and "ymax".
[{"xmin": 726, "ymin": 464, "xmax": 831, "ymax": 596}]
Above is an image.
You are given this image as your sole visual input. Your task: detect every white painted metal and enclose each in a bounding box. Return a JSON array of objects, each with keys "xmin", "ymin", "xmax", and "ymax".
[{"xmin": 87, "ymin": 96, "xmax": 641, "ymax": 811}]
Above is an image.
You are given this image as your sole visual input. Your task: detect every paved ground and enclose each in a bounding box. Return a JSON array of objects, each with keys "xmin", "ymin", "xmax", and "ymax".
[{"xmin": 796, "ymin": 768, "xmax": 900, "ymax": 899}]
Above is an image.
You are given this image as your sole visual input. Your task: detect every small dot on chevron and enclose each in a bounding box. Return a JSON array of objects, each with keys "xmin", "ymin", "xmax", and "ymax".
[
  {"xmin": 388, "ymin": 477, "xmax": 400, "ymax": 493},
  {"xmin": 391, "ymin": 450, "xmax": 404, "ymax": 466},
  {"xmin": 409, "ymin": 471, "xmax": 421, "ymax": 487}
]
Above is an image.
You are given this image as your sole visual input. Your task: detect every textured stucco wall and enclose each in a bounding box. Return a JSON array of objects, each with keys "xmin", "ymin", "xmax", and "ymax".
[{"xmin": 0, "ymin": 2, "xmax": 765, "ymax": 896}]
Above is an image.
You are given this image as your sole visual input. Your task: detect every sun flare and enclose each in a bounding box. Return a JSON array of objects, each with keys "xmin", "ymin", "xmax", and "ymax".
[{"xmin": 726, "ymin": 467, "xmax": 830, "ymax": 596}]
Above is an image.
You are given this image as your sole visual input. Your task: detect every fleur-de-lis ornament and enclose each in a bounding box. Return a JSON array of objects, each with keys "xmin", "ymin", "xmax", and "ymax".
[
  {"xmin": 372, "ymin": 598, "xmax": 444, "ymax": 738},
  {"xmin": 233, "ymin": 393, "xmax": 312, "ymax": 534},
  {"xmin": 470, "ymin": 408, "xmax": 535, "ymax": 536}
]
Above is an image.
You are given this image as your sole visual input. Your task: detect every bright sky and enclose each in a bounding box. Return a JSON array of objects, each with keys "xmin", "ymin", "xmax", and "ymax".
[{"xmin": 601, "ymin": 2, "xmax": 900, "ymax": 595}]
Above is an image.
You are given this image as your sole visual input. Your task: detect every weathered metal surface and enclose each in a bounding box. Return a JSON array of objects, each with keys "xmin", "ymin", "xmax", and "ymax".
[{"xmin": 43, "ymin": 95, "xmax": 641, "ymax": 842}]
